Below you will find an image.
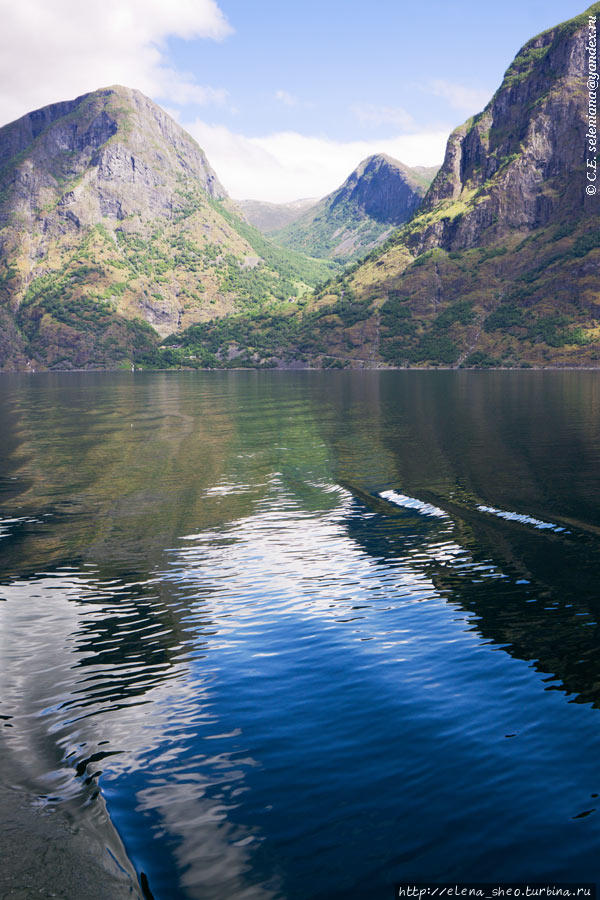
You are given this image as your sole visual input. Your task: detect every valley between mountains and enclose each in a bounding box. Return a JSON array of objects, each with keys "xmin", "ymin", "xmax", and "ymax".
[{"xmin": 0, "ymin": 3, "xmax": 599, "ymax": 370}]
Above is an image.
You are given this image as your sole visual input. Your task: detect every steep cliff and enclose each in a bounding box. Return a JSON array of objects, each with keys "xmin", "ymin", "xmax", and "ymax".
[
  {"xmin": 0, "ymin": 86, "xmax": 333, "ymax": 369},
  {"xmin": 403, "ymin": 8, "xmax": 593, "ymax": 251},
  {"xmin": 270, "ymin": 155, "xmax": 436, "ymax": 262},
  {"xmin": 342, "ymin": 4, "xmax": 600, "ymax": 368}
]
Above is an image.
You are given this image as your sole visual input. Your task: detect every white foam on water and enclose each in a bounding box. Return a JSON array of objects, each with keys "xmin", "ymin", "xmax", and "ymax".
[
  {"xmin": 380, "ymin": 490, "xmax": 448, "ymax": 519},
  {"xmin": 477, "ymin": 504, "xmax": 568, "ymax": 533}
]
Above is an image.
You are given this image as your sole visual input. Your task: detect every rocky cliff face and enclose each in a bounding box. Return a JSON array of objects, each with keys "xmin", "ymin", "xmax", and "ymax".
[
  {"xmin": 329, "ymin": 154, "xmax": 433, "ymax": 225},
  {"xmin": 270, "ymin": 155, "xmax": 437, "ymax": 262},
  {"xmin": 0, "ymin": 86, "xmax": 331, "ymax": 369},
  {"xmin": 402, "ymin": 11, "xmax": 592, "ymax": 253},
  {"xmin": 0, "ymin": 87, "xmax": 227, "ymax": 268}
]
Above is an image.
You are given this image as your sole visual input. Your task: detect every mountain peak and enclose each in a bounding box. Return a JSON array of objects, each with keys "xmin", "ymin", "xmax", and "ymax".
[
  {"xmin": 0, "ymin": 85, "xmax": 227, "ymax": 204},
  {"xmin": 328, "ymin": 153, "xmax": 435, "ymax": 229},
  {"xmin": 355, "ymin": 153, "xmax": 406, "ymax": 172},
  {"xmin": 271, "ymin": 155, "xmax": 438, "ymax": 262}
]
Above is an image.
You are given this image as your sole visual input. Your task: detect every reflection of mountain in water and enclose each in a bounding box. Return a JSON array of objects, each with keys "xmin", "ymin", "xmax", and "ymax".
[
  {"xmin": 342, "ymin": 490, "xmax": 600, "ymax": 707},
  {"xmin": 326, "ymin": 371, "xmax": 600, "ymax": 709},
  {"xmin": 0, "ymin": 374, "xmax": 239, "ymax": 578}
]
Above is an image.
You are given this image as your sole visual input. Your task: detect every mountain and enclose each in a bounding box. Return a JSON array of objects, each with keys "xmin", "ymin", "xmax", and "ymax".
[
  {"xmin": 270, "ymin": 155, "xmax": 438, "ymax": 262},
  {"xmin": 0, "ymin": 86, "xmax": 334, "ymax": 370},
  {"xmin": 237, "ymin": 198, "xmax": 318, "ymax": 233},
  {"xmin": 342, "ymin": 3, "xmax": 600, "ymax": 368},
  {"xmin": 168, "ymin": 3, "xmax": 600, "ymax": 369}
]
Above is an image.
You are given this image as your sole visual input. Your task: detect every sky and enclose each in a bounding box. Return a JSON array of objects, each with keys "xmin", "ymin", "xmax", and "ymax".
[{"xmin": 0, "ymin": 0, "xmax": 592, "ymax": 202}]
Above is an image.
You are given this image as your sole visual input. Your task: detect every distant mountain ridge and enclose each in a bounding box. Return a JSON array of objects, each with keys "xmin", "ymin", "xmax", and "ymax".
[
  {"xmin": 270, "ymin": 154, "xmax": 438, "ymax": 262},
  {"xmin": 237, "ymin": 198, "xmax": 318, "ymax": 233}
]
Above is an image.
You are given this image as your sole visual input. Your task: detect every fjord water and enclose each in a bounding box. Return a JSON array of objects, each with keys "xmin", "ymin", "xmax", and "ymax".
[{"xmin": 2, "ymin": 371, "xmax": 600, "ymax": 899}]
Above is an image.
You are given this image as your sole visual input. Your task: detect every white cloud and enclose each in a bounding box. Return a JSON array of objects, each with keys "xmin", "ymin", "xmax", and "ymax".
[
  {"xmin": 275, "ymin": 90, "xmax": 298, "ymax": 107},
  {"xmin": 0, "ymin": 0, "xmax": 232, "ymax": 126},
  {"xmin": 427, "ymin": 80, "xmax": 491, "ymax": 115},
  {"xmin": 153, "ymin": 75, "xmax": 229, "ymax": 109},
  {"xmin": 185, "ymin": 119, "xmax": 449, "ymax": 203},
  {"xmin": 351, "ymin": 103, "xmax": 415, "ymax": 131}
]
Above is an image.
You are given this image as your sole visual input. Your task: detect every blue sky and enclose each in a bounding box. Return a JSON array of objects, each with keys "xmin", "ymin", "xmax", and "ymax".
[
  {"xmin": 0, "ymin": 0, "xmax": 591, "ymax": 201},
  {"xmin": 167, "ymin": 0, "xmax": 588, "ymax": 140}
]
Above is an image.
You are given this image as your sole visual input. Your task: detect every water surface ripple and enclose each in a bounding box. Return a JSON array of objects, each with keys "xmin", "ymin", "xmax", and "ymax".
[{"xmin": 1, "ymin": 371, "xmax": 600, "ymax": 898}]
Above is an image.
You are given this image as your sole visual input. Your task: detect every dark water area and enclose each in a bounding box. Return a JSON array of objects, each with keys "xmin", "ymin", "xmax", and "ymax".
[{"xmin": 1, "ymin": 370, "xmax": 600, "ymax": 898}]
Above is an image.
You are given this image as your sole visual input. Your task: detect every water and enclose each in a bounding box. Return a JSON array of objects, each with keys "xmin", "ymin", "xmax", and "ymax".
[{"xmin": 1, "ymin": 370, "xmax": 600, "ymax": 898}]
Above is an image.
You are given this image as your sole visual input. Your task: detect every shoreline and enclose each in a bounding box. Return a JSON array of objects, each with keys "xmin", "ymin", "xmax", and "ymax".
[
  {"xmin": 1, "ymin": 364, "xmax": 600, "ymax": 374},
  {"xmin": 0, "ymin": 751, "xmax": 142, "ymax": 900}
]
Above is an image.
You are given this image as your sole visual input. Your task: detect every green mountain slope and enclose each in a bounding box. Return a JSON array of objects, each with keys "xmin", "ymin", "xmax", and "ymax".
[
  {"xmin": 167, "ymin": 4, "xmax": 600, "ymax": 369},
  {"xmin": 270, "ymin": 155, "xmax": 437, "ymax": 262},
  {"xmin": 0, "ymin": 86, "xmax": 334, "ymax": 369}
]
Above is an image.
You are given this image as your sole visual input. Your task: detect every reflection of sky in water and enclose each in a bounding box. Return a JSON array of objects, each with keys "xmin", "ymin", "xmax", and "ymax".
[
  {"xmin": 0, "ymin": 477, "xmax": 513, "ymax": 898},
  {"xmin": 0, "ymin": 570, "xmax": 276, "ymax": 899},
  {"xmin": 114, "ymin": 480, "xmax": 600, "ymax": 893},
  {"xmin": 6, "ymin": 469, "xmax": 598, "ymax": 897}
]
